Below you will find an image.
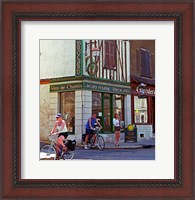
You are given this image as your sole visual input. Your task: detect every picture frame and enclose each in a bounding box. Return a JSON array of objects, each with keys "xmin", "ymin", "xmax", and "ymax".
[{"xmin": 1, "ymin": 0, "xmax": 194, "ymax": 199}]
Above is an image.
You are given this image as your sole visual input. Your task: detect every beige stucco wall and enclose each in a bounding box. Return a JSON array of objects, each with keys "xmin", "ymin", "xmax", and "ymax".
[
  {"xmin": 40, "ymin": 84, "xmax": 59, "ymax": 141},
  {"xmin": 40, "ymin": 40, "xmax": 76, "ymax": 79},
  {"xmin": 40, "ymin": 84, "xmax": 50, "ymax": 141}
]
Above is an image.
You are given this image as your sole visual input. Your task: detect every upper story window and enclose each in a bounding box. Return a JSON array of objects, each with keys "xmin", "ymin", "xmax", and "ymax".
[
  {"xmin": 136, "ymin": 48, "xmax": 152, "ymax": 78},
  {"xmin": 104, "ymin": 40, "xmax": 117, "ymax": 70}
]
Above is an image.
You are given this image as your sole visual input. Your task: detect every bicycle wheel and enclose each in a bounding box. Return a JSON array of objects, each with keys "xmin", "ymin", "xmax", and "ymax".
[
  {"xmin": 40, "ymin": 145, "xmax": 56, "ymax": 160},
  {"xmin": 86, "ymin": 137, "xmax": 92, "ymax": 149},
  {"xmin": 62, "ymin": 150, "xmax": 75, "ymax": 160},
  {"xmin": 96, "ymin": 135, "xmax": 105, "ymax": 150}
]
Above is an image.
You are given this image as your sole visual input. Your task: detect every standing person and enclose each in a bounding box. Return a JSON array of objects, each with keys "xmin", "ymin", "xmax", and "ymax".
[
  {"xmin": 113, "ymin": 113, "xmax": 120, "ymax": 146},
  {"xmin": 85, "ymin": 113, "xmax": 102, "ymax": 150},
  {"xmin": 50, "ymin": 113, "xmax": 68, "ymax": 159}
]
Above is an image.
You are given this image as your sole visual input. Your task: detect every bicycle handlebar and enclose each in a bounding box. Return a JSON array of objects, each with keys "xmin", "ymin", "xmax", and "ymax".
[{"xmin": 48, "ymin": 134, "xmax": 58, "ymax": 142}]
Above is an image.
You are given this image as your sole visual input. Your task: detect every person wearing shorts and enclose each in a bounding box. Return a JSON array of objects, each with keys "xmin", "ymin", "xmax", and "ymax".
[
  {"xmin": 113, "ymin": 113, "xmax": 120, "ymax": 146},
  {"xmin": 50, "ymin": 113, "xmax": 68, "ymax": 159},
  {"xmin": 85, "ymin": 113, "xmax": 102, "ymax": 149}
]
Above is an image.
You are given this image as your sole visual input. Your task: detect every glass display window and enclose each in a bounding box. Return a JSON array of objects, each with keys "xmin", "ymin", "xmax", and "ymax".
[
  {"xmin": 60, "ymin": 92, "xmax": 75, "ymax": 133},
  {"xmin": 134, "ymin": 96, "xmax": 148, "ymax": 123},
  {"xmin": 92, "ymin": 92, "xmax": 124, "ymax": 132},
  {"xmin": 113, "ymin": 94, "xmax": 124, "ymax": 129}
]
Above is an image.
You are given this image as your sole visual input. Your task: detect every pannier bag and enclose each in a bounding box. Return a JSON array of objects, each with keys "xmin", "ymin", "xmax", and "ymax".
[
  {"xmin": 82, "ymin": 134, "xmax": 86, "ymax": 142},
  {"xmin": 66, "ymin": 140, "xmax": 76, "ymax": 151}
]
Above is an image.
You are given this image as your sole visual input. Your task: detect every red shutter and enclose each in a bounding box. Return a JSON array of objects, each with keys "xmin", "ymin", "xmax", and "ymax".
[
  {"xmin": 140, "ymin": 48, "xmax": 151, "ymax": 78},
  {"xmin": 105, "ymin": 40, "xmax": 116, "ymax": 69}
]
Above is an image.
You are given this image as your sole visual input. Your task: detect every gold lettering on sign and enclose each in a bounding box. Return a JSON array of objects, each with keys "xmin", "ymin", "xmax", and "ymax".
[
  {"xmin": 76, "ymin": 40, "xmax": 82, "ymax": 76},
  {"xmin": 50, "ymin": 83, "xmax": 83, "ymax": 92}
]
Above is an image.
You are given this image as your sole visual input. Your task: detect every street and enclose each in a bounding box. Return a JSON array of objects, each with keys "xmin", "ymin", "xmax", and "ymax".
[{"xmin": 73, "ymin": 147, "xmax": 155, "ymax": 160}]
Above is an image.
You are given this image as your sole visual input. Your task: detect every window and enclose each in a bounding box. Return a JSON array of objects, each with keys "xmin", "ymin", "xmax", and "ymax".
[
  {"xmin": 92, "ymin": 92, "xmax": 125, "ymax": 132},
  {"xmin": 105, "ymin": 40, "xmax": 116, "ymax": 69},
  {"xmin": 92, "ymin": 92, "xmax": 102, "ymax": 118},
  {"xmin": 136, "ymin": 48, "xmax": 151, "ymax": 78},
  {"xmin": 134, "ymin": 96, "xmax": 148, "ymax": 123},
  {"xmin": 60, "ymin": 92, "xmax": 75, "ymax": 133},
  {"xmin": 113, "ymin": 95, "xmax": 124, "ymax": 129}
]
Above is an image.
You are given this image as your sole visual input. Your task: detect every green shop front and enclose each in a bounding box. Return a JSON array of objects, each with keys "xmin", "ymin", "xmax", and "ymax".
[{"xmin": 48, "ymin": 79, "xmax": 131, "ymax": 144}]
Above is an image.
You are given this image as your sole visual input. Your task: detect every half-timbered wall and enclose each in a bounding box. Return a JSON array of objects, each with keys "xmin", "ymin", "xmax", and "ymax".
[{"xmin": 83, "ymin": 40, "xmax": 130, "ymax": 82}]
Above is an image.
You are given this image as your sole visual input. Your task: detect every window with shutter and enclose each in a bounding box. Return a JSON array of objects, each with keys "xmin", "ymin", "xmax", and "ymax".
[
  {"xmin": 104, "ymin": 40, "xmax": 116, "ymax": 69},
  {"xmin": 137, "ymin": 48, "xmax": 152, "ymax": 78}
]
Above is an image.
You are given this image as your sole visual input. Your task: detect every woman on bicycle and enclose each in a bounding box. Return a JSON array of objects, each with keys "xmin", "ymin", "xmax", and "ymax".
[
  {"xmin": 85, "ymin": 113, "xmax": 102, "ymax": 150},
  {"xmin": 50, "ymin": 113, "xmax": 68, "ymax": 159}
]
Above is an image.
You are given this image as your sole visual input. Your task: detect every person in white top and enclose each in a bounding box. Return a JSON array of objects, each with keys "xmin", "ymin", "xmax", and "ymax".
[
  {"xmin": 50, "ymin": 113, "xmax": 68, "ymax": 159},
  {"xmin": 113, "ymin": 113, "xmax": 120, "ymax": 146}
]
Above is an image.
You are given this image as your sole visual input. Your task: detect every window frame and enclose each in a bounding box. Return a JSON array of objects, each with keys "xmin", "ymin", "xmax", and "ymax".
[{"xmin": 60, "ymin": 91, "xmax": 75, "ymax": 134}]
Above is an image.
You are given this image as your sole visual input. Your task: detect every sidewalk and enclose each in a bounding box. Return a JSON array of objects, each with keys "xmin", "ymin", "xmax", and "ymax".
[
  {"xmin": 40, "ymin": 138, "xmax": 155, "ymax": 150},
  {"xmin": 78, "ymin": 138, "xmax": 155, "ymax": 149}
]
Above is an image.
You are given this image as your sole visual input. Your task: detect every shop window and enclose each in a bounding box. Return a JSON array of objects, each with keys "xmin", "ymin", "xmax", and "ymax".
[
  {"xmin": 60, "ymin": 92, "xmax": 75, "ymax": 133},
  {"xmin": 92, "ymin": 92, "xmax": 124, "ymax": 132},
  {"xmin": 92, "ymin": 92, "xmax": 102, "ymax": 120},
  {"xmin": 113, "ymin": 95, "xmax": 124, "ymax": 129},
  {"xmin": 134, "ymin": 96, "xmax": 148, "ymax": 123}
]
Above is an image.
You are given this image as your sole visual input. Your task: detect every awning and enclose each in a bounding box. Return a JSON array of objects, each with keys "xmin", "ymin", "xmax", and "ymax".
[{"xmin": 131, "ymin": 75, "xmax": 155, "ymax": 86}]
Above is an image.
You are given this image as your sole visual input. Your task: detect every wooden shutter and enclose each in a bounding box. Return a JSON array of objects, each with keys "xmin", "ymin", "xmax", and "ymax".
[
  {"xmin": 105, "ymin": 40, "xmax": 116, "ymax": 69},
  {"xmin": 140, "ymin": 48, "xmax": 151, "ymax": 78}
]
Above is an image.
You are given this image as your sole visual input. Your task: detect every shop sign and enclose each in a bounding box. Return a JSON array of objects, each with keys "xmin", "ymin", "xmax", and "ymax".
[
  {"xmin": 75, "ymin": 40, "xmax": 82, "ymax": 76},
  {"xmin": 136, "ymin": 86, "xmax": 155, "ymax": 96},
  {"xmin": 87, "ymin": 62, "xmax": 98, "ymax": 76},
  {"xmin": 50, "ymin": 83, "xmax": 83, "ymax": 92},
  {"xmin": 125, "ymin": 124, "xmax": 137, "ymax": 142},
  {"xmin": 84, "ymin": 82, "xmax": 131, "ymax": 94},
  {"xmin": 50, "ymin": 81, "xmax": 131, "ymax": 94}
]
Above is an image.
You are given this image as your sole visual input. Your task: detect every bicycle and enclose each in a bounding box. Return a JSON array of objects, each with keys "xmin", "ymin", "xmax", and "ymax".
[
  {"xmin": 40, "ymin": 133, "xmax": 76, "ymax": 160},
  {"xmin": 82, "ymin": 127, "xmax": 105, "ymax": 150}
]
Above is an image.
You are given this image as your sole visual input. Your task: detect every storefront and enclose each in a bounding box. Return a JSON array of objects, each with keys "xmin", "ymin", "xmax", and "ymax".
[
  {"xmin": 42, "ymin": 80, "xmax": 131, "ymax": 143},
  {"xmin": 130, "ymin": 75, "xmax": 155, "ymax": 140}
]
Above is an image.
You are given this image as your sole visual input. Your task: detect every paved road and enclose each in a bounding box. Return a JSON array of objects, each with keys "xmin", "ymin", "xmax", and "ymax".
[{"xmin": 73, "ymin": 147, "xmax": 155, "ymax": 160}]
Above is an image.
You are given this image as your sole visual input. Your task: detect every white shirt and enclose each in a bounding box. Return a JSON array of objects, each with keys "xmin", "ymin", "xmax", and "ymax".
[{"xmin": 113, "ymin": 118, "xmax": 120, "ymax": 127}]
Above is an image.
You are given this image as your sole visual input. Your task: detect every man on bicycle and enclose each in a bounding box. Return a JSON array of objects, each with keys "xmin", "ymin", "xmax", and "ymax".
[
  {"xmin": 84, "ymin": 113, "xmax": 102, "ymax": 150},
  {"xmin": 49, "ymin": 113, "xmax": 68, "ymax": 159}
]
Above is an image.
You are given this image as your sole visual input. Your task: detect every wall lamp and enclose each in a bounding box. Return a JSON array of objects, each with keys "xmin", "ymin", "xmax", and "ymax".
[{"xmin": 85, "ymin": 41, "xmax": 100, "ymax": 60}]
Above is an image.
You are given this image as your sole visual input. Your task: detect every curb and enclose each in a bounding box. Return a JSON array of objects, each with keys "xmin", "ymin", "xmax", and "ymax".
[{"xmin": 76, "ymin": 144, "xmax": 155, "ymax": 150}]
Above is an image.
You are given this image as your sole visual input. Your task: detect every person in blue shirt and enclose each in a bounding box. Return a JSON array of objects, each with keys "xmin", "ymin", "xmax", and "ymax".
[{"xmin": 85, "ymin": 113, "xmax": 102, "ymax": 149}]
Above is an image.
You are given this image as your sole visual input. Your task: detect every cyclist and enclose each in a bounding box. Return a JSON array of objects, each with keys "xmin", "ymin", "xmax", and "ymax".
[
  {"xmin": 85, "ymin": 113, "xmax": 102, "ymax": 149},
  {"xmin": 50, "ymin": 113, "xmax": 68, "ymax": 159}
]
